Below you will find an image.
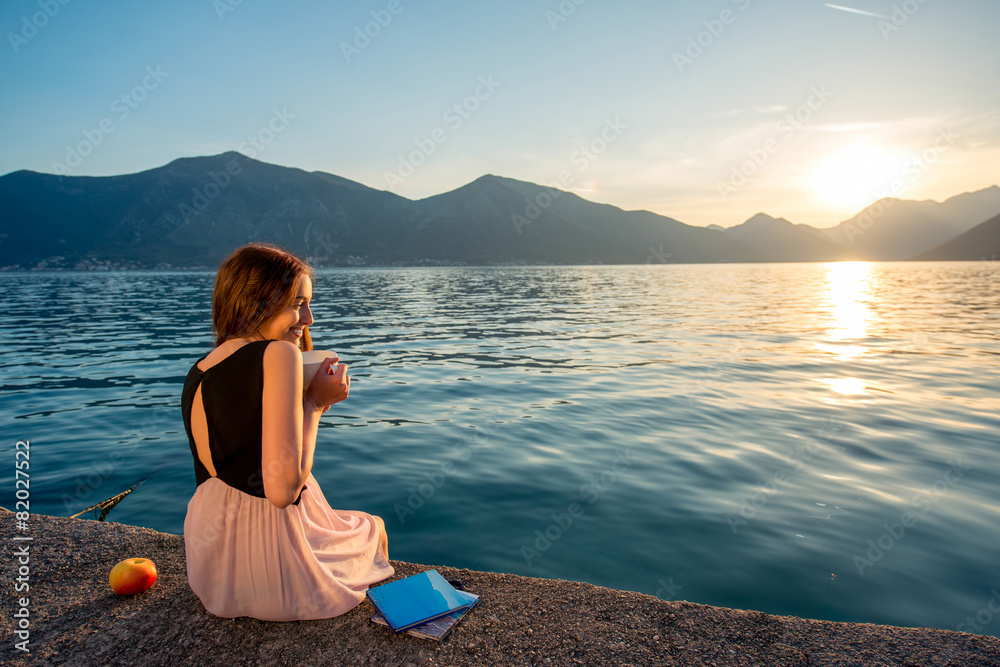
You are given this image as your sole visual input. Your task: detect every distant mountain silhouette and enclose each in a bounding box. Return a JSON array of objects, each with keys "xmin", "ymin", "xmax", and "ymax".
[
  {"xmin": 0, "ymin": 154, "xmax": 759, "ymax": 268},
  {"xmin": 912, "ymin": 211, "xmax": 1000, "ymax": 261},
  {"xmin": 819, "ymin": 186, "xmax": 1000, "ymax": 260},
  {"xmin": 722, "ymin": 213, "xmax": 852, "ymax": 262},
  {"xmin": 0, "ymin": 152, "xmax": 415, "ymax": 268},
  {"xmin": 401, "ymin": 174, "xmax": 758, "ymax": 264},
  {"xmin": 0, "ymin": 153, "xmax": 996, "ymax": 269}
]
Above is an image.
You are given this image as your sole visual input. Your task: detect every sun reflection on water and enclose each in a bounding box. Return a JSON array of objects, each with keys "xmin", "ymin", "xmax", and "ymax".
[
  {"xmin": 821, "ymin": 377, "xmax": 867, "ymax": 395},
  {"xmin": 816, "ymin": 261, "xmax": 874, "ymax": 360}
]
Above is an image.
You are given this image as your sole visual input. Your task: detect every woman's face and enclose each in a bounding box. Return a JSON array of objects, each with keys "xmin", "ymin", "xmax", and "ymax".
[{"xmin": 257, "ymin": 274, "xmax": 314, "ymax": 347}]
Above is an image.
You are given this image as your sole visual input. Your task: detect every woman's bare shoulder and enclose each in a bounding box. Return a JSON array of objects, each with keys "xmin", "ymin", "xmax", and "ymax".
[
  {"xmin": 262, "ymin": 341, "xmax": 301, "ymax": 396},
  {"xmin": 262, "ymin": 340, "xmax": 301, "ymax": 367}
]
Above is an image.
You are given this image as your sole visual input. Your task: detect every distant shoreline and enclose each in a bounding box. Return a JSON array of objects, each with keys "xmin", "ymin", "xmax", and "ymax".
[{"xmin": 1, "ymin": 258, "xmax": 992, "ymax": 274}]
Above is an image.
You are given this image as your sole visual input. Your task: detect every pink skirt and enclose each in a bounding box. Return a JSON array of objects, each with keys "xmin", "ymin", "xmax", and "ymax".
[{"xmin": 183, "ymin": 474, "xmax": 393, "ymax": 621}]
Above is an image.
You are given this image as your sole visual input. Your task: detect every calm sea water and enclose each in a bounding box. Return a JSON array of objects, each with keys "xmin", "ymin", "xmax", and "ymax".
[{"xmin": 2, "ymin": 262, "xmax": 998, "ymax": 636}]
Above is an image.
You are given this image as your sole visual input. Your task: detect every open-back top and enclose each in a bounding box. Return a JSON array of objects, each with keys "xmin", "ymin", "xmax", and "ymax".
[{"xmin": 180, "ymin": 339, "xmax": 302, "ymax": 504}]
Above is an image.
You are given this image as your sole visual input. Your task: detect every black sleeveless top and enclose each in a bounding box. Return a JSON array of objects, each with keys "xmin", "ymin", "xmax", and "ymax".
[{"xmin": 181, "ymin": 339, "xmax": 303, "ymax": 504}]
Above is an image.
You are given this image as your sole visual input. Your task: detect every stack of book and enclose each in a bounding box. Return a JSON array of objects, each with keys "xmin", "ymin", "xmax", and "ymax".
[{"xmin": 367, "ymin": 569, "xmax": 479, "ymax": 641}]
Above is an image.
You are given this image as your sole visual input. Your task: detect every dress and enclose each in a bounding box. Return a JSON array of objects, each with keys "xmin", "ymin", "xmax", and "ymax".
[{"xmin": 180, "ymin": 339, "xmax": 393, "ymax": 621}]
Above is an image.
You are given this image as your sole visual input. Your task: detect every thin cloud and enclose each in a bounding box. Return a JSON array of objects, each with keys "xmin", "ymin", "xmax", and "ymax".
[
  {"xmin": 815, "ymin": 122, "xmax": 888, "ymax": 133},
  {"xmin": 824, "ymin": 3, "xmax": 888, "ymax": 19},
  {"xmin": 713, "ymin": 106, "xmax": 788, "ymax": 119}
]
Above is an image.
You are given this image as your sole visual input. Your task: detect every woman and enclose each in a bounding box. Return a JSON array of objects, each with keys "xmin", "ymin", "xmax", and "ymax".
[{"xmin": 181, "ymin": 242, "xmax": 392, "ymax": 621}]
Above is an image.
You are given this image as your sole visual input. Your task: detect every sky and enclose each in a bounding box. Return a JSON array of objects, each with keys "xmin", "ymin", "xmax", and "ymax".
[{"xmin": 2, "ymin": 0, "xmax": 998, "ymax": 228}]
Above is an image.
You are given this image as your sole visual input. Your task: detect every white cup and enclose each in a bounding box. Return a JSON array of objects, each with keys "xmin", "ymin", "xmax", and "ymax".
[{"xmin": 302, "ymin": 350, "xmax": 338, "ymax": 389}]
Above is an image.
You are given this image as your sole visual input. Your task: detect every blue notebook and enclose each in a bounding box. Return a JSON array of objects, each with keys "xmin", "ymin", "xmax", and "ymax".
[
  {"xmin": 365, "ymin": 570, "xmax": 473, "ymax": 633},
  {"xmin": 371, "ymin": 589, "xmax": 479, "ymax": 641}
]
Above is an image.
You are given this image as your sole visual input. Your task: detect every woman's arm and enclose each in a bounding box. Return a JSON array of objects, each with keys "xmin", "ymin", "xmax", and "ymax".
[{"xmin": 261, "ymin": 341, "xmax": 315, "ymax": 508}]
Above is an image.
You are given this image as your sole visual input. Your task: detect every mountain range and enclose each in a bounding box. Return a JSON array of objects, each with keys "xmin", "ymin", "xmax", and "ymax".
[{"xmin": 1, "ymin": 152, "xmax": 998, "ymax": 269}]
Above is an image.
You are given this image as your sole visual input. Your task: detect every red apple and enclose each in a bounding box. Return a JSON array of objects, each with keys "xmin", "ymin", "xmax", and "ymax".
[{"xmin": 109, "ymin": 557, "xmax": 157, "ymax": 595}]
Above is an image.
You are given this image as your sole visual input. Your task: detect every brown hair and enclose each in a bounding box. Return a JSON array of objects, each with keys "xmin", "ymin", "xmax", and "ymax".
[{"xmin": 212, "ymin": 242, "xmax": 314, "ymax": 349}]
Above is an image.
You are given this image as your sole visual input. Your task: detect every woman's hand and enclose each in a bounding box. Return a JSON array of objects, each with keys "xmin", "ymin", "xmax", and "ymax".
[{"xmin": 304, "ymin": 356, "xmax": 350, "ymax": 410}]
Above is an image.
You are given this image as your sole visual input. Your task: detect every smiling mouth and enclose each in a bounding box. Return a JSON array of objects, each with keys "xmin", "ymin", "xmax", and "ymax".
[{"xmin": 290, "ymin": 327, "xmax": 303, "ymax": 336}]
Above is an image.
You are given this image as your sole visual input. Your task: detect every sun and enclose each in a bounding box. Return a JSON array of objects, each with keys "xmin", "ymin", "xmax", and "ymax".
[{"xmin": 810, "ymin": 143, "xmax": 903, "ymax": 211}]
